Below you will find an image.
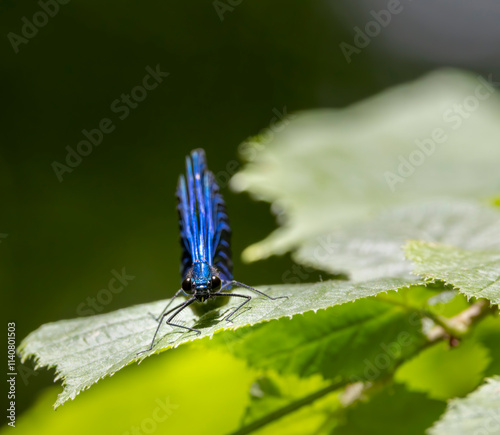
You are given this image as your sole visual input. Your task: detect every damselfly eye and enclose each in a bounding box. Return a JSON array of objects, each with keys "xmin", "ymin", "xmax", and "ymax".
[
  {"xmin": 181, "ymin": 277, "xmax": 193, "ymax": 293},
  {"xmin": 211, "ymin": 275, "xmax": 221, "ymax": 290}
]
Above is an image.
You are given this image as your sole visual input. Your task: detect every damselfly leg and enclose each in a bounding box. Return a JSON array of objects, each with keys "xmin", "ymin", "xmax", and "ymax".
[
  {"xmin": 215, "ymin": 280, "xmax": 288, "ymax": 322},
  {"xmin": 137, "ymin": 297, "xmax": 199, "ymax": 356},
  {"xmin": 151, "ymin": 288, "xmax": 183, "ymax": 322}
]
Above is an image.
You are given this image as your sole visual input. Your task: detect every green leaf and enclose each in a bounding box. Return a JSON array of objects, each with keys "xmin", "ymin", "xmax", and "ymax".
[
  {"xmin": 428, "ymin": 377, "xmax": 500, "ymax": 435},
  {"xmin": 213, "ymin": 294, "xmax": 426, "ymax": 382},
  {"xmin": 242, "ymin": 372, "xmax": 331, "ymax": 424},
  {"xmin": 231, "ymin": 70, "xmax": 500, "ymax": 262},
  {"xmin": 18, "ymin": 277, "xmax": 415, "ymax": 408},
  {"xmin": 405, "ymin": 240, "xmax": 500, "ymax": 305},
  {"xmin": 295, "ymin": 202, "xmax": 500, "ymax": 281},
  {"xmin": 235, "ymin": 372, "xmax": 342, "ymax": 435},
  {"xmin": 395, "ymin": 341, "xmax": 490, "ymax": 400},
  {"xmin": 377, "ymin": 282, "xmax": 449, "ymax": 310},
  {"xmin": 426, "ymin": 291, "xmax": 470, "ymax": 319},
  {"xmin": 332, "ymin": 384, "xmax": 446, "ymax": 435}
]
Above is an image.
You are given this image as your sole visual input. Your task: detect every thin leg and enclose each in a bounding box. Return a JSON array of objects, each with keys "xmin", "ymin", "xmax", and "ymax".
[
  {"xmin": 138, "ymin": 297, "xmax": 197, "ymax": 355},
  {"xmin": 154, "ymin": 288, "xmax": 183, "ymax": 321},
  {"xmin": 149, "ymin": 301, "xmax": 186, "ymax": 325},
  {"xmin": 165, "ymin": 298, "xmax": 200, "ymax": 335},
  {"xmin": 223, "ymin": 280, "xmax": 288, "ymax": 301},
  {"xmin": 212, "ymin": 292, "xmax": 251, "ymax": 322}
]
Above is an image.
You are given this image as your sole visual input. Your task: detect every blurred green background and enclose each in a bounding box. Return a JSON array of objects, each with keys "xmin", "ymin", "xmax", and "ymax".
[{"xmin": 2, "ymin": 0, "xmax": 500, "ymax": 424}]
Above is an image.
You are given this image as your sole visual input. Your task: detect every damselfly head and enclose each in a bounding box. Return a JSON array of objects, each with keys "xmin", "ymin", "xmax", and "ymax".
[{"xmin": 181, "ymin": 262, "xmax": 222, "ymax": 301}]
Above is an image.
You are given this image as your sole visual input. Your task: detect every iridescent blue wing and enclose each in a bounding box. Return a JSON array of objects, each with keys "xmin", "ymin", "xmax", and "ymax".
[
  {"xmin": 203, "ymin": 160, "xmax": 232, "ymax": 282},
  {"xmin": 176, "ymin": 149, "xmax": 232, "ymax": 281}
]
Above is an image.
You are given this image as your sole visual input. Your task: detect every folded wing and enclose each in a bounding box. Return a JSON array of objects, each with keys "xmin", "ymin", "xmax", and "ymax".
[{"xmin": 176, "ymin": 149, "xmax": 233, "ymax": 281}]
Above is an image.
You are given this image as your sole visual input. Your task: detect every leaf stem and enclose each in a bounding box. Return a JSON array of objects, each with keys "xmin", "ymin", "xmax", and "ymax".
[
  {"xmin": 375, "ymin": 293, "xmax": 481, "ymax": 338},
  {"xmin": 421, "ymin": 310, "xmax": 465, "ymax": 338},
  {"xmin": 227, "ymin": 379, "xmax": 348, "ymax": 435}
]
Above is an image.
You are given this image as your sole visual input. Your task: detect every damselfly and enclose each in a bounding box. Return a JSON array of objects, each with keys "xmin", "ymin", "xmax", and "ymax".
[{"xmin": 140, "ymin": 149, "xmax": 286, "ymax": 353}]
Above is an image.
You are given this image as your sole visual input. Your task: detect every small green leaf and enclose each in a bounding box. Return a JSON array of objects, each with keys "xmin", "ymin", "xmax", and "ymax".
[
  {"xmin": 405, "ymin": 240, "xmax": 500, "ymax": 305},
  {"xmin": 18, "ymin": 278, "xmax": 415, "ymax": 408},
  {"xmin": 242, "ymin": 372, "xmax": 331, "ymax": 424},
  {"xmin": 376, "ymin": 282, "xmax": 449, "ymax": 310},
  {"xmin": 236, "ymin": 372, "xmax": 341, "ymax": 435},
  {"xmin": 395, "ymin": 341, "xmax": 490, "ymax": 400},
  {"xmin": 296, "ymin": 202, "xmax": 500, "ymax": 281},
  {"xmin": 426, "ymin": 291, "xmax": 470, "ymax": 318},
  {"xmin": 232, "ymin": 70, "xmax": 500, "ymax": 262},
  {"xmin": 428, "ymin": 377, "xmax": 500, "ymax": 435},
  {"xmin": 332, "ymin": 384, "xmax": 446, "ymax": 435}
]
